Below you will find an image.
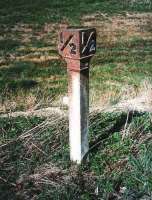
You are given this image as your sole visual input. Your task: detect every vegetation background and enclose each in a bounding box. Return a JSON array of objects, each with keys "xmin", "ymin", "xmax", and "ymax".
[{"xmin": 0, "ymin": 0, "xmax": 152, "ymax": 199}]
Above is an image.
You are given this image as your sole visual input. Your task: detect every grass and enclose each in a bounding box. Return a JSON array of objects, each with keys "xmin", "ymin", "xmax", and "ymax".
[
  {"xmin": 0, "ymin": 37, "xmax": 152, "ymax": 111},
  {"xmin": 0, "ymin": 1, "xmax": 152, "ymax": 110},
  {"xmin": 0, "ymin": 60, "xmax": 67, "ymax": 112},
  {"xmin": 0, "ymin": 0, "xmax": 151, "ymax": 25},
  {"xmin": 0, "ymin": 0, "xmax": 152, "ymax": 199},
  {"xmin": 0, "ymin": 112, "xmax": 152, "ymax": 199}
]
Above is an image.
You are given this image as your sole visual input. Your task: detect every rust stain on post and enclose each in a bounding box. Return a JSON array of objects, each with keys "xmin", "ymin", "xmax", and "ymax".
[{"xmin": 58, "ymin": 27, "xmax": 96, "ymax": 163}]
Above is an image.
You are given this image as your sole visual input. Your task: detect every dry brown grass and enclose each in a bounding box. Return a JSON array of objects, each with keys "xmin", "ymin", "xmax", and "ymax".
[
  {"xmin": 0, "ymin": 22, "xmax": 58, "ymax": 67},
  {"xmin": 82, "ymin": 12, "xmax": 152, "ymax": 45},
  {"xmin": 1, "ymin": 79, "xmax": 152, "ymax": 118}
]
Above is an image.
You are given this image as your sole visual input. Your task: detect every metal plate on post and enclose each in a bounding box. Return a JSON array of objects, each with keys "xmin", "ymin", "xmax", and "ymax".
[
  {"xmin": 80, "ymin": 28, "xmax": 96, "ymax": 58},
  {"xmin": 58, "ymin": 27, "xmax": 96, "ymax": 61}
]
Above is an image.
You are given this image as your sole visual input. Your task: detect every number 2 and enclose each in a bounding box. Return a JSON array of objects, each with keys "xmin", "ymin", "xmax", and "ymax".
[{"xmin": 69, "ymin": 43, "xmax": 76, "ymax": 54}]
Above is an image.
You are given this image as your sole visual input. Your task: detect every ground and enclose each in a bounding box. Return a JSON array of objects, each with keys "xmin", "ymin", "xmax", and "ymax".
[{"xmin": 0, "ymin": 0, "xmax": 152, "ymax": 199}]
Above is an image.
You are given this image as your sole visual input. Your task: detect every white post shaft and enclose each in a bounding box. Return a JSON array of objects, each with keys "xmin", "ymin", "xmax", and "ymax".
[{"xmin": 68, "ymin": 68, "xmax": 89, "ymax": 164}]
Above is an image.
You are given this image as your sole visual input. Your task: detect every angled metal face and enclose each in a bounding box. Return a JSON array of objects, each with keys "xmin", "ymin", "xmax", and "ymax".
[
  {"xmin": 80, "ymin": 28, "xmax": 96, "ymax": 58},
  {"xmin": 58, "ymin": 28, "xmax": 96, "ymax": 60},
  {"xmin": 58, "ymin": 29, "xmax": 80, "ymax": 60}
]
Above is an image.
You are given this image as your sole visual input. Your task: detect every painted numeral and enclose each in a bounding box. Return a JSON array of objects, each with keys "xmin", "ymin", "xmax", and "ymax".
[
  {"xmin": 89, "ymin": 40, "xmax": 96, "ymax": 52},
  {"xmin": 60, "ymin": 35, "xmax": 73, "ymax": 51},
  {"xmin": 69, "ymin": 43, "xmax": 76, "ymax": 54},
  {"xmin": 82, "ymin": 31, "xmax": 95, "ymax": 54}
]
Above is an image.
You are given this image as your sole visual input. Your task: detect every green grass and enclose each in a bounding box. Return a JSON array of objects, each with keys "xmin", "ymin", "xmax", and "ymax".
[
  {"xmin": 0, "ymin": 39, "xmax": 20, "ymax": 51},
  {"xmin": 0, "ymin": 112, "xmax": 152, "ymax": 199},
  {"xmin": 0, "ymin": 0, "xmax": 152, "ymax": 199},
  {"xmin": 0, "ymin": 0, "xmax": 152, "ymax": 110},
  {"xmin": 0, "ymin": 0, "xmax": 151, "ymax": 25},
  {"xmin": 0, "ymin": 37, "xmax": 152, "ymax": 111},
  {"xmin": 0, "ymin": 60, "xmax": 67, "ymax": 111}
]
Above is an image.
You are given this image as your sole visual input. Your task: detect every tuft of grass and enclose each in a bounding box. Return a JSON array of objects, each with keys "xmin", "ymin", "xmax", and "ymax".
[{"xmin": 123, "ymin": 143, "xmax": 152, "ymax": 199}]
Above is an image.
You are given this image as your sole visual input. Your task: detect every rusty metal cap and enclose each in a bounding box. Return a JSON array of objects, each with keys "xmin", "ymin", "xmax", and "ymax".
[{"xmin": 58, "ymin": 27, "xmax": 96, "ymax": 60}]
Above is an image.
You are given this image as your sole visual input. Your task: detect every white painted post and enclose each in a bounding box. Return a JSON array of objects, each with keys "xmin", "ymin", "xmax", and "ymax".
[
  {"xmin": 58, "ymin": 27, "xmax": 96, "ymax": 164},
  {"xmin": 68, "ymin": 69, "xmax": 89, "ymax": 163}
]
